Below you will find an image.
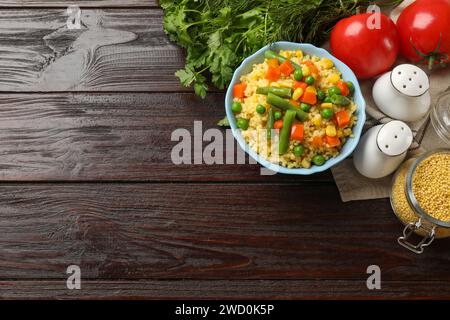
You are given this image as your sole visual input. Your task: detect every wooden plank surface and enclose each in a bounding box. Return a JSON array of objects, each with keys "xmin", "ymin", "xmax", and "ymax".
[
  {"xmin": 0, "ymin": 9, "xmax": 188, "ymax": 92},
  {"xmin": 2, "ymin": 280, "xmax": 450, "ymax": 299},
  {"xmin": 0, "ymin": 3, "xmax": 447, "ymax": 301},
  {"xmin": 1, "ymin": 183, "xmax": 449, "ymax": 281},
  {"xmin": 0, "ymin": 93, "xmax": 331, "ymax": 181},
  {"xmin": 0, "ymin": 0, "xmax": 158, "ymax": 7}
]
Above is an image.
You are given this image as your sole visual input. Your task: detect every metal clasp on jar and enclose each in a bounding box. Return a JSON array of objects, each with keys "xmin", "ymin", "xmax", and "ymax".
[{"xmin": 398, "ymin": 218, "xmax": 436, "ymax": 254}]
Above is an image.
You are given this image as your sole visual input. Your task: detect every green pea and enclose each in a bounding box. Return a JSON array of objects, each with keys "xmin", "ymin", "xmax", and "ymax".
[
  {"xmin": 328, "ymin": 86, "xmax": 341, "ymax": 96},
  {"xmin": 346, "ymin": 81, "xmax": 355, "ymax": 95},
  {"xmin": 293, "ymin": 145, "xmax": 304, "ymax": 157},
  {"xmin": 274, "ymin": 111, "xmax": 282, "ymax": 120},
  {"xmin": 236, "ymin": 118, "xmax": 249, "ymax": 130},
  {"xmin": 256, "ymin": 104, "xmax": 266, "ymax": 114},
  {"xmin": 305, "ymin": 75, "xmax": 315, "ymax": 85},
  {"xmin": 320, "ymin": 108, "xmax": 334, "ymax": 120},
  {"xmin": 324, "ymin": 96, "xmax": 332, "ymax": 103},
  {"xmin": 317, "ymin": 90, "xmax": 326, "ymax": 101},
  {"xmin": 231, "ymin": 101, "xmax": 242, "ymax": 113},
  {"xmin": 300, "ymin": 103, "xmax": 311, "ymax": 112},
  {"xmin": 330, "ymin": 94, "xmax": 351, "ymax": 106},
  {"xmin": 312, "ymin": 155, "xmax": 326, "ymax": 166},
  {"xmin": 294, "ymin": 69, "xmax": 303, "ymax": 81}
]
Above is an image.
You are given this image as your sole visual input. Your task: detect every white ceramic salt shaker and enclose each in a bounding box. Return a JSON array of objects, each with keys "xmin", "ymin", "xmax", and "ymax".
[
  {"xmin": 373, "ymin": 64, "xmax": 431, "ymax": 122},
  {"xmin": 353, "ymin": 120, "xmax": 413, "ymax": 179}
]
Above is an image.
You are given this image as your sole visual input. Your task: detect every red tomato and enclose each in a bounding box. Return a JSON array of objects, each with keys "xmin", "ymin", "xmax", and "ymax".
[
  {"xmin": 330, "ymin": 13, "xmax": 399, "ymax": 79},
  {"xmin": 397, "ymin": 0, "xmax": 450, "ymax": 68}
]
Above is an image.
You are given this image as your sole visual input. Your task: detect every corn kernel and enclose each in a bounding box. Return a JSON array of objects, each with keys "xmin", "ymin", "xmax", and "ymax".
[
  {"xmin": 327, "ymin": 74, "xmax": 340, "ymax": 84},
  {"xmin": 280, "ymin": 51, "xmax": 291, "ymax": 58},
  {"xmin": 302, "ymin": 65, "xmax": 310, "ymax": 77},
  {"xmin": 302, "ymin": 158, "xmax": 311, "ymax": 168},
  {"xmin": 326, "ymin": 125, "xmax": 337, "ymax": 137},
  {"xmin": 305, "ymin": 86, "xmax": 316, "ymax": 94},
  {"xmin": 320, "ymin": 58, "xmax": 334, "ymax": 69},
  {"xmin": 296, "ymin": 50, "xmax": 303, "ymax": 58},
  {"xmin": 292, "ymin": 88, "xmax": 304, "ymax": 101},
  {"xmin": 321, "ymin": 103, "xmax": 333, "ymax": 109},
  {"xmin": 313, "ymin": 114, "xmax": 322, "ymax": 126}
]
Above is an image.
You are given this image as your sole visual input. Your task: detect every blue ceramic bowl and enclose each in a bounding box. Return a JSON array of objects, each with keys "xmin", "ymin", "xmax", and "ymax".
[{"xmin": 225, "ymin": 41, "xmax": 366, "ymax": 175}]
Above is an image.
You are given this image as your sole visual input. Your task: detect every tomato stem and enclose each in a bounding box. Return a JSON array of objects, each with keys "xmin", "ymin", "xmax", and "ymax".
[
  {"xmin": 409, "ymin": 33, "xmax": 448, "ymax": 70},
  {"xmin": 428, "ymin": 56, "xmax": 434, "ymax": 70}
]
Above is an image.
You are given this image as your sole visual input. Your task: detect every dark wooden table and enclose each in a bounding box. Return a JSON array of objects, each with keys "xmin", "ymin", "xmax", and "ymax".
[{"xmin": 0, "ymin": 0, "xmax": 449, "ymax": 300}]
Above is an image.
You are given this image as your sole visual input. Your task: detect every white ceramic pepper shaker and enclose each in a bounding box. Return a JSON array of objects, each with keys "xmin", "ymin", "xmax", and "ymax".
[
  {"xmin": 373, "ymin": 64, "xmax": 431, "ymax": 122},
  {"xmin": 353, "ymin": 120, "xmax": 413, "ymax": 179}
]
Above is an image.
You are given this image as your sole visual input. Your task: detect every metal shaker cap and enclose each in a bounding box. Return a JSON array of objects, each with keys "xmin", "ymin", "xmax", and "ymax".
[
  {"xmin": 377, "ymin": 120, "xmax": 413, "ymax": 156},
  {"xmin": 390, "ymin": 64, "xmax": 429, "ymax": 97}
]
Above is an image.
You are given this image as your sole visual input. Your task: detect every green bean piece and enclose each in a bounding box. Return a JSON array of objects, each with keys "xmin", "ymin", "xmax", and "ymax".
[
  {"xmin": 312, "ymin": 155, "xmax": 326, "ymax": 166},
  {"xmin": 264, "ymin": 50, "xmax": 283, "ymax": 61},
  {"xmin": 330, "ymin": 94, "xmax": 351, "ymax": 106},
  {"xmin": 300, "ymin": 103, "xmax": 311, "ymax": 112},
  {"xmin": 266, "ymin": 93, "xmax": 308, "ymax": 122},
  {"xmin": 324, "ymin": 96, "xmax": 332, "ymax": 103},
  {"xmin": 264, "ymin": 50, "xmax": 302, "ymax": 70},
  {"xmin": 256, "ymin": 87, "xmax": 292, "ymax": 98},
  {"xmin": 279, "ymin": 110, "xmax": 296, "ymax": 155},
  {"xmin": 266, "ymin": 108, "xmax": 275, "ymax": 140}
]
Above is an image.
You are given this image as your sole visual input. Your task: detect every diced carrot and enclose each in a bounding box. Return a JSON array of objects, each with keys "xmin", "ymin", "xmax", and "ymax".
[
  {"xmin": 293, "ymin": 81, "xmax": 308, "ymax": 92},
  {"xmin": 274, "ymin": 119, "xmax": 283, "ymax": 130},
  {"xmin": 279, "ymin": 60, "xmax": 295, "ymax": 76},
  {"xmin": 303, "ymin": 60, "xmax": 319, "ymax": 74},
  {"xmin": 312, "ymin": 135, "xmax": 323, "ymax": 147},
  {"xmin": 290, "ymin": 123, "xmax": 304, "ymax": 141},
  {"xmin": 326, "ymin": 135, "xmax": 341, "ymax": 147},
  {"xmin": 267, "ymin": 58, "xmax": 279, "ymax": 68},
  {"xmin": 233, "ymin": 83, "xmax": 247, "ymax": 99},
  {"xmin": 265, "ymin": 66, "xmax": 281, "ymax": 81},
  {"xmin": 337, "ymin": 81, "xmax": 350, "ymax": 96},
  {"xmin": 300, "ymin": 91, "xmax": 317, "ymax": 105},
  {"xmin": 335, "ymin": 110, "xmax": 350, "ymax": 128},
  {"xmin": 290, "ymin": 99, "xmax": 299, "ymax": 107}
]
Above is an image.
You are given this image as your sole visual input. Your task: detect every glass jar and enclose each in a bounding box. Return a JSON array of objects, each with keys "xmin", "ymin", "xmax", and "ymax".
[
  {"xmin": 390, "ymin": 149, "xmax": 450, "ymax": 254},
  {"xmin": 431, "ymin": 91, "xmax": 450, "ymax": 145}
]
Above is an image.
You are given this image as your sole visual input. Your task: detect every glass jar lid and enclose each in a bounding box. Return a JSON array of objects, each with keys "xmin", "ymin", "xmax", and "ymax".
[
  {"xmin": 405, "ymin": 149, "xmax": 450, "ymax": 228},
  {"xmin": 431, "ymin": 92, "xmax": 450, "ymax": 145}
]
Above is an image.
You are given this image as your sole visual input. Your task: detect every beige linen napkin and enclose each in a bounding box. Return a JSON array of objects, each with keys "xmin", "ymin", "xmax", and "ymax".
[{"xmin": 331, "ymin": 65, "xmax": 450, "ymax": 202}]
